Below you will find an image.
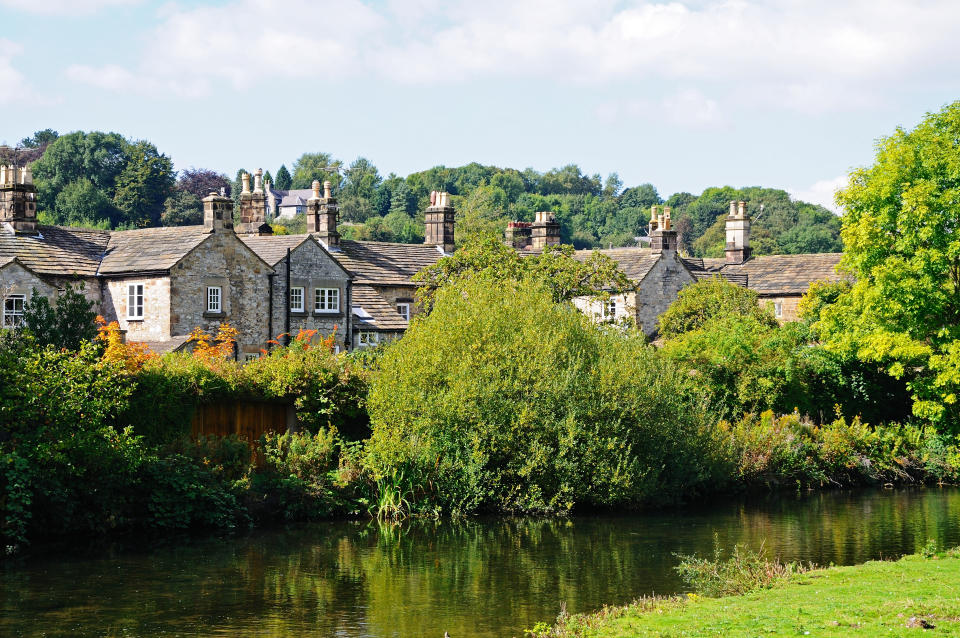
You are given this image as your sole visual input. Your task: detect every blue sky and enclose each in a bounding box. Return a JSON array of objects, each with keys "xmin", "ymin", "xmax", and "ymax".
[{"xmin": 3, "ymin": 0, "xmax": 959, "ymax": 211}]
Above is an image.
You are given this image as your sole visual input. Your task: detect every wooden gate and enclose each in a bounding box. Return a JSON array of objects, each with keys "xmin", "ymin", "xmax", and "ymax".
[{"xmin": 190, "ymin": 400, "xmax": 293, "ymax": 442}]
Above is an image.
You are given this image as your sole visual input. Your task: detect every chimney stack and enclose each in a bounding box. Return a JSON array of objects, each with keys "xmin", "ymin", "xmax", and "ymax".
[
  {"xmin": 307, "ymin": 179, "xmax": 340, "ymax": 249},
  {"xmin": 531, "ymin": 211, "xmax": 561, "ymax": 249},
  {"xmin": 650, "ymin": 205, "xmax": 678, "ymax": 254},
  {"xmin": 425, "ymin": 190, "xmax": 456, "ymax": 253},
  {"xmin": 505, "ymin": 221, "xmax": 533, "ymax": 248},
  {"xmin": 237, "ymin": 169, "xmax": 271, "ymax": 235},
  {"xmin": 725, "ymin": 200, "xmax": 751, "ymax": 264},
  {"xmin": 0, "ymin": 164, "xmax": 39, "ymax": 235},
  {"xmin": 203, "ymin": 190, "xmax": 234, "ymax": 232}
]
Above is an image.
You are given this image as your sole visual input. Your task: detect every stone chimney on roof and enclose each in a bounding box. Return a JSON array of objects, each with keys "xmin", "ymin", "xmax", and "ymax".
[
  {"xmin": 725, "ymin": 200, "xmax": 751, "ymax": 264},
  {"xmin": 237, "ymin": 169, "xmax": 272, "ymax": 235},
  {"xmin": 203, "ymin": 190, "xmax": 234, "ymax": 232},
  {"xmin": 0, "ymin": 165, "xmax": 39, "ymax": 235},
  {"xmin": 531, "ymin": 211, "xmax": 561, "ymax": 249},
  {"xmin": 425, "ymin": 190, "xmax": 455, "ymax": 253},
  {"xmin": 650, "ymin": 205, "xmax": 678, "ymax": 254},
  {"xmin": 505, "ymin": 221, "xmax": 533, "ymax": 249},
  {"xmin": 307, "ymin": 179, "xmax": 340, "ymax": 249}
]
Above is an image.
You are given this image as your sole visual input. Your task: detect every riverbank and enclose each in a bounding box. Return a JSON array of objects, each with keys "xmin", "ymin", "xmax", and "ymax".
[{"xmin": 532, "ymin": 549, "xmax": 960, "ymax": 637}]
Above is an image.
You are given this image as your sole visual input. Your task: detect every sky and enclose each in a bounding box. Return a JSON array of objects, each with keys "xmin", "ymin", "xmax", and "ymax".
[{"xmin": 2, "ymin": 0, "xmax": 959, "ymax": 213}]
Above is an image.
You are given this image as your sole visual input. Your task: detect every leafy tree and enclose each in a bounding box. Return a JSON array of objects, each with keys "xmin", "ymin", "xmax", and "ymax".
[
  {"xmin": 53, "ymin": 177, "xmax": 116, "ymax": 226},
  {"xmin": 161, "ymin": 190, "xmax": 203, "ymax": 226},
  {"xmin": 177, "ymin": 167, "xmax": 229, "ymax": 199},
  {"xmin": 112, "ymin": 141, "xmax": 175, "ymax": 227},
  {"xmin": 602, "ymin": 173, "xmax": 623, "ymax": 200},
  {"xmin": 382, "ymin": 210, "xmax": 423, "ymax": 243},
  {"xmin": 414, "ymin": 232, "xmax": 632, "ymax": 310},
  {"xmin": 32, "ymin": 131, "xmax": 130, "ymax": 213},
  {"xmin": 19, "ymin": 129, "xmax": 58, "ymax": 149},
  {"xmin": 388, "ymin": 181, "xmax": 416, "ymax": 216},
  {"xmin": 820, "ymin": 100, "xmax": 960, "ymax": 430},
  {"xmin": 22, "ymin": 283, "xmax": 98, "ymax": 350},
  {"xmin": 290, "ymin": 152, "xmax": 342, "ymax": 190},
  {"xmin": 275, "ymin": 164, "xmax": 292, "ymax": 190},
  {"xmin": 657, "ymin": 276, "xmax": 778, "ymax": 340}
]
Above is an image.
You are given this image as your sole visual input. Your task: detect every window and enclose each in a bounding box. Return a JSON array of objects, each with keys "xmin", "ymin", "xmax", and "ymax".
[
  {"xmin": 206, "ymin": 286, "xmax": 222, "ymax": 313},
  {"xmin": 315, "ymin": 287, "xmax": 340, "ymax": 313},
  {"xmin": 357, "ymin": 331, "xmax": 379, "ymax": 348},
  {"xmin": 396, "ymin": 302, "xmax": 411, "ymax": 321},
  {"xmin": 290, "ymin": 286, "xmax": 305, "ymax": 312},
  {"xmin": 244, "ymin": 353, "xmax": 260, "ymax": 362},
  {"xmin": 773, "ymin": 301, "xmax": 783, "ymax": 319},
  {"xmin": 127, "ymin": 283, "xmax": 144, "ymax": 320},
  {"xmin": 602, "ymin": 298, "xmax": 617, "ymax": 321},
  {"xmin": 3, "ymin": 294, "xmax": 25, "ymax": 328}
]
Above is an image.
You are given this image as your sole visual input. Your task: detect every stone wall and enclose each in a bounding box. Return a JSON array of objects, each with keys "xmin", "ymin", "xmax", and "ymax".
[
  {"xmin": 634, "ymin": 253, "xmax": 696, "ymax": 336},
  {"xmin": 760, "ymin": 295, "xmax": 801, "ymax": 323},
  {"xmin": 271, "ymin": 240, "xmax": 350, "ymax": 348},
  {"xmin": 170, "ymin": 231, "xmax": 272, "ymax": 356},
  {"xmin": 101, "ymin": 275, "xmax": 170, "ymax": 341},
  {"xmin": 371, "ymin": 285, "xmax": 420, "ymax": 318}
]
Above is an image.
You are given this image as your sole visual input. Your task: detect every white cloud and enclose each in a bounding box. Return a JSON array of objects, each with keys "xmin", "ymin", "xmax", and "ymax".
[
  {"xmin": 0, "ymin": 39, "xmax": 54, "ymax": 106},
  {"xmin": 0, "ymin": 0, "xmax": 141, "ymax": 15},
  {"xmin": 789, "ymin": 175, "xmax": 849, "ymax": 214},
  {"xmin": 64, "ymin": 0, "xmax": 960, "ymax": 116}
]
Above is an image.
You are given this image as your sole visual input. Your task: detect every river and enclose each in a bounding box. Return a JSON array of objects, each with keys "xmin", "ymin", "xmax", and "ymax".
[{"xmin": 2, "ymin": 487, "xmax": 959, "ymax": 637}]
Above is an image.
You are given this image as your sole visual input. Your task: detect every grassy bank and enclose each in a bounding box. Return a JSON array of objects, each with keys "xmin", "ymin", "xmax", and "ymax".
[{"xmin": 533, "ymin": 549, "xmax": 960, "ymax": 637}]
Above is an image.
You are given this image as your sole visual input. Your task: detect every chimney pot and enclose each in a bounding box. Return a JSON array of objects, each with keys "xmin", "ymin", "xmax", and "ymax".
[
  {"xmin": 312, "ymin": 180, "xmax": 321, "ymax": 199},
  {"xmin": 241, "ymin": 172, "xmax": 251, "ymax": 194},
  {"xmin": 253, "ymin": 168, "xmax": 264, "ymax": 193},
  {"xmin": 323, "ymin": 180, "xmax": 332, "ymax": 199}
]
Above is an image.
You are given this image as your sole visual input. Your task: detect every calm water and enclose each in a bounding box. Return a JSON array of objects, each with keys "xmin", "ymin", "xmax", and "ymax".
[{"xmin": 2, "ymin": 487, "xmax": 959, "ymax": 637}]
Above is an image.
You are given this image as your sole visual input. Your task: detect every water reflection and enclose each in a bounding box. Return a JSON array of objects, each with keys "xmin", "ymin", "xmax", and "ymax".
[{"xmin": 2, "ymin": 488, "xmax": 959, "ymax": 637}]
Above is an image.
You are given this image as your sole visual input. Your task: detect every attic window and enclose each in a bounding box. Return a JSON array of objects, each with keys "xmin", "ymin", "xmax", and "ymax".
[
  {"xmin": 396, "ymin": 302, "xmax": 411, "ymax": 321},
  {"xmin": 127, "ymin": 283, "xmax": 144, "ymax": 320}
]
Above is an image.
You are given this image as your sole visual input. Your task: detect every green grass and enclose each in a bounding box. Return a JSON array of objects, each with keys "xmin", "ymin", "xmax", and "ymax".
[{"xmin": 534, "ymin": 549, "xmax": 960, "ymax": 637}]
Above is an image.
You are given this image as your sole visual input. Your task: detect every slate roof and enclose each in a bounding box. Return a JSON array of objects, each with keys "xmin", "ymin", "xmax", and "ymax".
[
  {"xmin": 698, "ymin": 253, "xmax": 846, "ymax": 295},
  {"xmin": 0, "ymin": 224, "xmax": 110, "ymax": 276},
  {"xmin": 575, "ymin": 247, "xmax": 661, "ymax": 282},
  {"xmin": 277, "ymin": 189, "xmax": 314, "ymax": 208},
  {"xmin": 140, "ymin": 334, "xmax": 191, "ymax": 354},
  {"xmin": 240, "ymin": 234, "xmax": 314, "ymax": 266},
  {"xmin": 352, "ymin": 284, "xmax": 408, "ymax": 331},
  {"xmin": 98, "ymin": 226, "xmax": 213, "ymax": 275},
  {"xmin": 334, "ymin": 240, "xmax": 444, "ymax": 285}
]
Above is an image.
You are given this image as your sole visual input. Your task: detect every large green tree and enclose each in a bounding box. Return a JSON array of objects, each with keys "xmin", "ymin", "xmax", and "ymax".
[
  {"xmin": 32, "ymin": 131, "xmax": 130, "ymax": 213},
  {"xmin": 820, "ymin": 100, "xmax": 960, "ymax": 430},
  {"xmin": 274, "ymin": 164, "xmax": 292, "ymax": 190},
  {"xmin": 112, "ymin": 141, "xmax": 175, "ymax": 227},
  {"xmin": 290, "ymin": 152, "xmax": 342, "ymax": 190}
]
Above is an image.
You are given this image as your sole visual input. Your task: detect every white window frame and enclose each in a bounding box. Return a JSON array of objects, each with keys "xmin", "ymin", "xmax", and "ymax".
[
  {"xmin": 357, "ymin": 331, "xmax": 379, "ymax": 348},
  {"xmin": 396, "ymin": 302, "xmax": 411, "ymax": 321},
  {"xmin": 3, "ymin": 294, "xmax": 25, "ymax": 329},
  {"xmin": 127, "ymin": 283, "xmax": 144, "ymax": 320},
  {"xmin": 773, "ymin": 301, "xmax": 783, "ymax": 319},
  {"xmin": 206, "ymin": 286, "xmax": 222, "ymax": 314},
  {"xmin": 602, "ymin": 298, "xmax": 617, "ymax": 321},
  {"xmin": 290, "ymin": 286, "xmax": 305, "ymax": 312},
  {"xmin": 314, "ymin": 287, "xmax": 340, "ymax": 313}
]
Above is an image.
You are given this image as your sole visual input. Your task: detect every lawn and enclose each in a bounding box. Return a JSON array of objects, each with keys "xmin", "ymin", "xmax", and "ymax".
[{"xmin": 536, "ymin": 551, "xmax": 960, "ymax": 637}]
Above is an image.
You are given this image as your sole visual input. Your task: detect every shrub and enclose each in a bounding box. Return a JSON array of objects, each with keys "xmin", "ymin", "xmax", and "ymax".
[
  {"xmin": 675, "ymin": 540, "xmax": 813, "ymax": 597},
  {"xmin": 657, "ymin": 276, "xmax": 777, "ymax": 340},
  {"xmin": 365, "ymin": 275, "xmax": 722, "ymax": 515}
]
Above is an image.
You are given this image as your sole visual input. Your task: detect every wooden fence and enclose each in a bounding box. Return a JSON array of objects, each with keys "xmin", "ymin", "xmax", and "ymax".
[{"xmin": 190, "ymin": 400, "xmax": 294, "ymax": 442}]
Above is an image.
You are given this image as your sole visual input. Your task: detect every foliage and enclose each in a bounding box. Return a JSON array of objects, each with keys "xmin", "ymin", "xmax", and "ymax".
[
  {"xmin": 820, "ymin": 100, "xmax": 960, "ymax": 432},
  {"xmin": 723, "ymin": 411, "xmax": 960, "ymax": 488},
  {"xmin": 52, "ymin": 177, "xmax": 117, "ymax": 226},
  {"xmin": 290, "ymin": 152, "xmax": 341, "ymax": 190},
  {"xmin": 274, "ymin": 164, "xmax": 292, "ymax": 190},
  {"xmin": 365, "ymin": 276, "xmax": 722, "ymax": 514},
  {"xmin": 413, "ymin": 232, "xmax": 633, "ymax": 310},
  {"xmin": 32, "ymin": 131, "xmax": 129, "ymax": 213},
  {"xmin": 21, "ymin": 283, "xmax": 97, "ymax": 350},
  {"xmin": 175, "ymin": 167, "xmax": 229, "ymax": 199},
  {"xmin": 19, "ymin": 129, "xmax": 58, "ymax": 149},
  {"xmin": 657, "ymin": 276, "xmax": 778, "ymax": 340},
  {"xmin": 675, "ymin": 540, "xmax": 812, "ymax": 597},
  {"xmin": 160, "ymin": 189, "xmax": 203, "ymax": 226}
]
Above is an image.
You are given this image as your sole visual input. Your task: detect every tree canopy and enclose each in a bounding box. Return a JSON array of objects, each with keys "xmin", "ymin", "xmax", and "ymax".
[{"xmin": 818, "ymin": 100, "xmax": 960, "ymax": 430}]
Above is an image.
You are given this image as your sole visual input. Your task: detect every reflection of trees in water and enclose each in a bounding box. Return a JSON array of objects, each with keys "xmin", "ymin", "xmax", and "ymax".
[{"xmin": 2, "ymin": 489, "xmax": 958, "ymax": 638}]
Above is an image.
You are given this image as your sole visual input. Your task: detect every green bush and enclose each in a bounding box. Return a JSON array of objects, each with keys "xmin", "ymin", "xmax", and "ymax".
[
  {"xmin": 657, "ymin": 276, "xmax": 778, "ymax": 340},
  {"xmin": 675, "ymin": 540, "xmax": 812, "ymax": 597},
  {"xmin": 365, "ymin": 275, "xmax": 723, "ymax": 515}
]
